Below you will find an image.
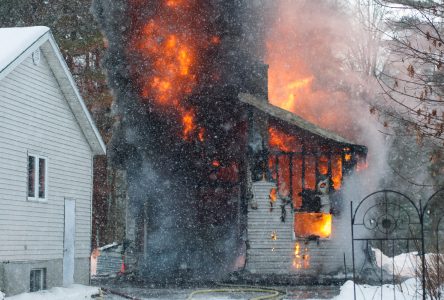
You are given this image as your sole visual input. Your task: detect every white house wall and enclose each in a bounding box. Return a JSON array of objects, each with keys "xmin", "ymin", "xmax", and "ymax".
[{"xmin": 0, "ymin": 49, "xmax": 93, "ymax": 263}]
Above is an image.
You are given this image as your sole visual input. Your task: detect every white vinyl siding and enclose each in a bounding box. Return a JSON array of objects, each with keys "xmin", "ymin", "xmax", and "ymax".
[{"xmin": 0, "ymin": 49, "xmax": 93, "ymax": 261}]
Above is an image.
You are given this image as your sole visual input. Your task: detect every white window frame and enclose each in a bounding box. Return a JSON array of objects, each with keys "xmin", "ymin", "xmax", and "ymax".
[{"xmin": 27, "ymin": 153, "xmax": 48, "ymax": 202}]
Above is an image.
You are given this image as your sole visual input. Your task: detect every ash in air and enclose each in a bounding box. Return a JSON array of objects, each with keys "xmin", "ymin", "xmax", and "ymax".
[
  {"xmin": 93, "ymin": 0, "xmax": 266, "ymax": 280},
  {"xmin": 92, "ymin": 0, "xmax": 383, "ymax": 281}
]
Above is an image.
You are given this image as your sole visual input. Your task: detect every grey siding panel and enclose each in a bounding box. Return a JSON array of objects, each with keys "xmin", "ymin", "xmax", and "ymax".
[
  {"xmin": 0, "ymin": 52, "xmax": 93, "ymax": 261},
  {"xmin": 245, "ymin": 181, "xmax": 349, "ymax": 277}
]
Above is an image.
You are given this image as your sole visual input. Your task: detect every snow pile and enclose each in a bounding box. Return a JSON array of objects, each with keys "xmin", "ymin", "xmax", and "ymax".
[
  {"xmin": 373, "ymin": 248, "xmax": 444, "ymax": 278},
  {"xmin": 332, "ymin": 279, "xmax": 419, "ymax": 300},
  {"xmin": 373, "ymin": 248, "xmax": 419, "ymax": 278},
  {"xmin": 0, "ymin": 290, "xmax": 4, "ymax": 300},
  {"xmin": 6, "ymin": 285, "xmax": 100, "ymax": 300}
]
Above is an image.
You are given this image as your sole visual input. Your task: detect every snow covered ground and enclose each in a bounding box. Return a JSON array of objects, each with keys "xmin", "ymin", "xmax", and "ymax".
[
  {"xmin": 99, "ymin": 279, "xmax": 423, "ymax": 300},
  {"xmin": 5, "ymin": 285, "xmax": 100, "ymax": 300},
  {"xmin": 329, "ymin": 279, "xmax": 420, "ymax": 300},
  {"xmin": 5, "ymin": 248, "xmax": 431, "ymax": 300}
]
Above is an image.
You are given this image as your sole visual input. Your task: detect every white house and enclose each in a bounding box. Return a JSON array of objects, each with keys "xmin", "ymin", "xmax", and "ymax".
[{"xmin": 0, "ymin": 26, "xmax": 106, "ymax": 296}]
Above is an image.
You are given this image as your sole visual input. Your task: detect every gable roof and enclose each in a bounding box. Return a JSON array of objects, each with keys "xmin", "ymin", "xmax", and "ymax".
[
  {"xmin": 0, "ymin": 26, "xmax": 106, "ymax": 155},
  {"xmin": 239, "ymin": 93, "xmax": 367, "ymax": 151}
]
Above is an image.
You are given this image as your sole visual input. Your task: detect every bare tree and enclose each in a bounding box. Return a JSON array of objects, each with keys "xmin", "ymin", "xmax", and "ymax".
[
  {"xmin": 376, "ymin": 0, "xmax": 444, "ymax": 147},
  {"xmin": 346, "ymin": 0, "xmax": 389, "ymax": 77}
]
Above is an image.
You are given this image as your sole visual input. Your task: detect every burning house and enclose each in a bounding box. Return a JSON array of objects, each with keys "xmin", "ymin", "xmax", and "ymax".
[
  {"xmin": 94, "ymin": 0, "xmax": 367, "ymax": 281},
  {"xmin": 239, "ymin": 92, "xmax": 367, "ymax": 278}
]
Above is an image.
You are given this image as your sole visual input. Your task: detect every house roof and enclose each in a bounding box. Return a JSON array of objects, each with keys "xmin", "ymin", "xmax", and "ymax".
[
  {"xmin": 0, "ymin": 26, "xmax": 106, "ymax": 155},
  {"xmin": 239, "ymin": 93, "xmax": 366, "ymax": 150}
]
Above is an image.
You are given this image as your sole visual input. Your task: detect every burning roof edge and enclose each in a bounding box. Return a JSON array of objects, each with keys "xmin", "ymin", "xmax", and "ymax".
[{"xmin": 238, "ymin": 93, "xmax": 367, "ymax": 151}]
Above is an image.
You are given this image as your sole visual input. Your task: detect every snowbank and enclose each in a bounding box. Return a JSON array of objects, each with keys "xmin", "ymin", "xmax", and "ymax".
[
  {"xmin": 373, "ymin": 248, "xmax": 419, "ymax": 277},
  {"xmin": 332, "ymin": 278, "xmax": 420, "ymax": 300},
  {"xmin": 0, "ymin": 290, "xmax": 4, "ymax": 300},
  {"xmin": 5, "ymin": 285, "xmax": 100, "ymax": 300},
  {"xmin": 373, "ymin": 248, "xmax": 444, "ymax": 278}
]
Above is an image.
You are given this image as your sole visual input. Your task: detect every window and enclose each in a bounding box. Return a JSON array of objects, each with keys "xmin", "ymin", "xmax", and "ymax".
[
  {"xmin": 30, "ymin": 268, "xmax": 46, "ymax": 292},
  {"xmin": 28, "ymin": 155, "xmax": 47, "ymax": 200}
]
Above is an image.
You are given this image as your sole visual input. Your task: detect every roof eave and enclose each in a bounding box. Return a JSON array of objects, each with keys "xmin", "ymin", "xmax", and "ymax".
[
  {"xmin": 239, "ymin": 92, "xmax": 367, "ymax": 151},
  {"xmin": 42, "ymin": 34, "xmax": 106, "ymax": 156}
]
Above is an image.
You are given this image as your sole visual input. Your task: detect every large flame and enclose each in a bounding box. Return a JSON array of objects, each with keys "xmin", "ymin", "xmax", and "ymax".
[
  {"xmin": 294, "ymin": 213, "xmax": 332, "ymax": 239},
  {"xmin": 268, "ymin": 127, "xmax": 299, "ymax": 152},
  {"xmin": 265, "ymin": 1, "xmax": 353, "ymax": 137},
  {"xmin": 129, "ymin": 0, "xmax": 214, "ymax": 140},
  {"xmin": 266, "ymin": 3, "xmax": 316, "ymax": 117}
]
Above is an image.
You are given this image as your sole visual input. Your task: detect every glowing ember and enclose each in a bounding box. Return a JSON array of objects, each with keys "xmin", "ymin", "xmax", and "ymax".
[
  {"xmin": 269, "ymin": 187, "xmax": 277, "ymax": 203},
  {"xmin": 292, "ymin": 242, "xmax": 310, "ymax": 269},
  {"xmin": 294, "ymin": 213, "xmax": 332, "ymax": 239},
  {"xmin": 344, "ymin": 153, "xmax": 352, "ymax": 162},
  {"xmin": 198, "ymin": 128, "xmax": 205, "ymax": 142},
  {"xmin": 293, "ymin": 242, "xmax": 302, "ymax": 269},
  {"xmin": 212, "ymin": 160, "xmax": 220, "ymax": 167},
  {"xmin": 271, "ymin": 230, "xmax": 278, "ymax": 241},
  {"xmin": 182, "ymin": 110, "xmax": 196, "ymax": 140},
  {"xmin": 331, "ymin": 155, "xmax": 342, "ymax": 190},
  {"xmin": 268, "ymin": 127, "xmax": 299, "ymax": 152},
  {"xmin": 304, "ymin": 157, "xmax": 316, "ymax": 190},
  {"xmin": 318, "ymin": 155, "xmax": 328, "ymax": 175}
]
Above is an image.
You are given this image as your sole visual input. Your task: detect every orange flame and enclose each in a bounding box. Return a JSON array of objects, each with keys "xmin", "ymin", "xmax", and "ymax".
[
  {"xmin": 270, "ymin": 76, "xmax": 314, "ymax": 112},
  {"xmin": 265, "ymin": 1, "xmax": 356, "ymax": 138},
  {"xmin": 198, "ymin": 128, "xmax": 205, "ymax": 142},
  {"xmin": 268, "ymin": 127, "xmax": 299, "ymax": 152},
  {"xmin": 318, "ymin": 155, "xmax": 328, "ymax": 176},
  {"xmin": 331, "ymin": 155, "xmax": 342, "ymax": 190},
  {"xmin": 294, "ymin": 213, "xmax": 332, "ymax": 239},
  {"xmin": 293, "ymin": 242, "xmax": 302, "ymax": 269},
  {"xmin": 137, "ymin": 21, "xmax": 197, "ymax": 107},
  {"xmin": 292, "ymin": 242, "xmax": 310, "ymax": 269},
  {"xmin": 182, "ymin": 110, "xmax": 196, "ymax": 140},
  {"xmin": 269, "ymin": 188, "xmax": 277, "ymax": 203},
  {"xmin": 129, "ymin": 0, "xmax": 213, "ymax": 140}
]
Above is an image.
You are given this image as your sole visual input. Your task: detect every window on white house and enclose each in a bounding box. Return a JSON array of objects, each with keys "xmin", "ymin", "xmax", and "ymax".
[
  {"xmin": 27, "ymin": 156, "xmax": 35, "ymax": 198},
  {"xmin": 30, "ymin": 268, "xmax": 46, "ymax": 292},
  {"xmin": 28, "ymin": 155, "xmax": 47, "ymax": 200}
]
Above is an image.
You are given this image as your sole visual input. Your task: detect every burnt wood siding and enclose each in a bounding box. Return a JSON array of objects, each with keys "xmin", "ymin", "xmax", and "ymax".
[
  {"xmin": 0, "ymin": 51, "xmax": 93, "ymax": 261},
  {"xmin": 246, "ymin": 180, "xmax": 352, "ymax": 277}
]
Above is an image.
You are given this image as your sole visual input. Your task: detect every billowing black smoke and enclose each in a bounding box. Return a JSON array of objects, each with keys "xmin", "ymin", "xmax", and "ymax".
[{"xmin": 93, "ymin": 0, "xmax": 265, "ymax": 281}]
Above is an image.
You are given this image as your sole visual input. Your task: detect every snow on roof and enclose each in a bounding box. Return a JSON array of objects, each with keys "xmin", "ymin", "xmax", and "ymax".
[
  {"xmin": 0, "ymin": 26, "xmax": 106, "ymax": 155},
  {"xmin": 0, "ymin": 26, "xmax": 49, "ymax": 75}
]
